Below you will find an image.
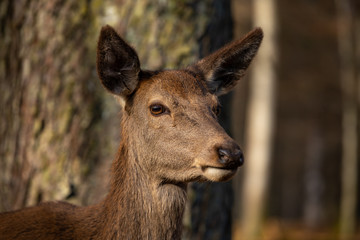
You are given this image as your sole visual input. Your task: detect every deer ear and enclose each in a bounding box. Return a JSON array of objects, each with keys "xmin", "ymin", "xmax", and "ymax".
[
  {"xmin": 194, "ymin": 28, "xmax": 263, "ymax": 96},
  {"xmin": 97, "ymin": 25, "xmax": 140, "ymax": 97}
]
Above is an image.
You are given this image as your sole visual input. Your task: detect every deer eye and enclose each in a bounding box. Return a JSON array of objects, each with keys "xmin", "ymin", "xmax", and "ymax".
[{"xmin": 149, "ymin": 104, "xmax": 168, "ymax": 116}]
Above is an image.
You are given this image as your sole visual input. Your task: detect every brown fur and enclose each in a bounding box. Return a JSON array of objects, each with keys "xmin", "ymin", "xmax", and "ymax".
[{"xmin": 0, "ymin": 25, "xmax": 263, "ymax": 240}]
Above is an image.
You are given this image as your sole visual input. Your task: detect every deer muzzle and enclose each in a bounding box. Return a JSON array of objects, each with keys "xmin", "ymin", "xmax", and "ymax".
[{"xmin": 194, "ymin": 141, "xmax": 244, "ymax": 182}]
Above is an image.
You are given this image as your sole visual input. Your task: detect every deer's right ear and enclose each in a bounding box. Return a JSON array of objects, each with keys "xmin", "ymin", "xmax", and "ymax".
[{"xmin": 97, "ymin": 25, "xmax": 140, "ymax": 97}]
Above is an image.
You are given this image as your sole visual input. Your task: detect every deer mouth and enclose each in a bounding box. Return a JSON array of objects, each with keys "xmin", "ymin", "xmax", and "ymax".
[
  {"xmin": 204, "ymin": 165, "xmax": 239, "ymax": 171},
  {"xmin": 201, "ymin": 165, "xmax": 239, "ymax": 182}
]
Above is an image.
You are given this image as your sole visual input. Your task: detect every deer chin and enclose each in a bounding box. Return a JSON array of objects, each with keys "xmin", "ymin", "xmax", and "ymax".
[{"xmin": 202, "ymin": 166, "xmax": 238, "ymax": 182}]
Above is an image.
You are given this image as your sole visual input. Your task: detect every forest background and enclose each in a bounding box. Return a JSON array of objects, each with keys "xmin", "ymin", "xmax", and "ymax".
[{"xmin": 0, "ymin": 0, "xmax": 359, "ymax": 239}]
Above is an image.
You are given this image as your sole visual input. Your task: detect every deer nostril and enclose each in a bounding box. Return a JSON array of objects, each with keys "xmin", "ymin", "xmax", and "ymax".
[
  {"xmin": 218, "ymin": 149, "xmax": 231, "ymax": 164},
  {"xmin": 218, "ymin": 148, "xmax": 244, "ymax": 167}
]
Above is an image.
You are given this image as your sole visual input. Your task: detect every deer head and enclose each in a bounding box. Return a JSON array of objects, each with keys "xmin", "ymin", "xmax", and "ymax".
[{"xmin": 97, "ymin": 25, "xmax": 263, "ymax": 184}]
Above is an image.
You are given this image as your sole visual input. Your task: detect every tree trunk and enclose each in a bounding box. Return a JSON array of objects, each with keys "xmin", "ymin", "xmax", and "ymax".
[
  {"xmin": 335, "ymin": 0, "xmax": 358, "ymax": 238},
  {"xmin": 190, "ymin": 1, "xmax": 235, "ymax": 239},
  {"xmin": 241, "ymin": 0, "xmax": 277, "ymax": 239},
  {"xmin": 0, "ymin": 0, "xmax": 110, "ymax": 211},
  {"xmin": 106, "ymin": 0, "xmax": 208, "ymax": 70}
]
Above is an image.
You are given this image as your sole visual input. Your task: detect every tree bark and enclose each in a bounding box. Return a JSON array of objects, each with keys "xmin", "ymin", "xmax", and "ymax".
[
  {"xmin": 0, "ymin": 0, "xmax": 109, "ymax": 211},
  {"xmin": 105, "ymin": 0, "xmax": 208, "ymax": 70}
]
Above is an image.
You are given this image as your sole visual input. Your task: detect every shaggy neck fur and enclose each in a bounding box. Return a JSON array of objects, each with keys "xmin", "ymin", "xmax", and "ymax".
[{"xmin": 89, "ymin": 131, "xmax": 188, "ymax": 239}]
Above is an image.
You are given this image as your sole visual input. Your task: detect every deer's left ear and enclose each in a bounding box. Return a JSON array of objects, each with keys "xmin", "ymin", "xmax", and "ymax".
[{"xmin": 193, "ymin": 28, "xmax": 263, "ymax": 96}]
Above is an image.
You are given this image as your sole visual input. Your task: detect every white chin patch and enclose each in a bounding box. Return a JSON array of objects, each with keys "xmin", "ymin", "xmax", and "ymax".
[{"xmin": 203, "ymin": 167, "xmax": 237, "ymax": 182}]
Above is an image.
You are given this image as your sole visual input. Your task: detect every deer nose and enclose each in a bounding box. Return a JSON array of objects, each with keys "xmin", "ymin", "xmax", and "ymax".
[{"xmin": 218, "ymin": 147, "xmax": 244, "ymax": 168}]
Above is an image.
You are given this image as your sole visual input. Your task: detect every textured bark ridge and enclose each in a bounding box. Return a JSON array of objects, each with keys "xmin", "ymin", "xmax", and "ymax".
[{"xmin": 0, "ymin": 0, "xmax": 106, "ymax": 212}]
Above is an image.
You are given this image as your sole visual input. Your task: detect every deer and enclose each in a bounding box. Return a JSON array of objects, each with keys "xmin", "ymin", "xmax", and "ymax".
[{"xmin": 0, "ymin": 25, "xmax": 263, "ymax": 240}]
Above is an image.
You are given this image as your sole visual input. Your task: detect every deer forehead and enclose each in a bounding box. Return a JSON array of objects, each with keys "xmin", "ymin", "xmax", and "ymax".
[{"xmin": 137, "ymin": 70, "xmax": 218, "ymax": 107}]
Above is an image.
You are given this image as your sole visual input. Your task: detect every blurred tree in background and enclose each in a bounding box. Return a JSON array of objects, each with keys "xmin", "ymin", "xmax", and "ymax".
[
  {"xmin": 241, "ymin": 0, "xmax": 277, "ymax": 239},
  {"xmin": 335, "ymin": 0, "xmax": 359, "ymax": 239},
  {"xmin": 0, "ymin": 0, "xmax": 360, "ymax": 240}
]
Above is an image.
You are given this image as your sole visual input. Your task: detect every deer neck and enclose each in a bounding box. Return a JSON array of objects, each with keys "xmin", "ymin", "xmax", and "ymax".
[{"xmin": 100, "ymin": 141, "xmax": 188, "ymax": 240}]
